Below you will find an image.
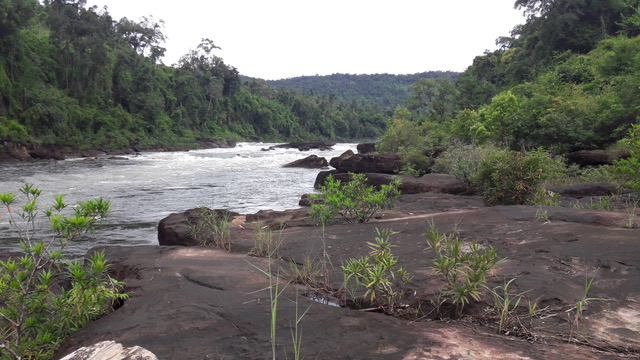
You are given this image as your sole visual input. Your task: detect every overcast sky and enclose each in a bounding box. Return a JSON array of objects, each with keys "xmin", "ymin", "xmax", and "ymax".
[{"xmin": 85, "ymin": 0, "xmax": 526, "ymax": 80}]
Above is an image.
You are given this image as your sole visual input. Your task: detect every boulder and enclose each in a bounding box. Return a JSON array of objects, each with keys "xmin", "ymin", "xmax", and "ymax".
[
  {"xmin": 329, "ymin": 152, "xmax": 402, "ymax": 174},
  {"xmin": 283, "ymin": 155, "xmax": 328, "ymax": 168},
  {"xmin": 28, "ymin": 145, "xmax": 65, "ymax": 161},
  {"xmin": 245, "ymin": 208, "xmax": 311, "ymax": 228},
  {"xmin": 314, "ymin": 171, "xmax": 466, "ymax": 195},
  {"xmin": 546, "ymin": 182, "xmax": 619, "ymax": 198},
  {"xmin": 3, "ymin": 142, "xmax": 30, "ymax": 161},
  {"xmin": 157, "ymin": 208, "xmax": 239, "ymax": 246},
  {"xmin": 564, "ymin": 150, "xmax": 614, "ymax": 166},
  {"xmin": 299, "ymin": 193, "xmax": 324, "ymax": 207},
  {"xmin": 356, "ymin": 142, "xmax": 376, "ymax": 154},
  {"xmin": 60, "ymin": 340, "xmax": 158, "ymax": 360}
]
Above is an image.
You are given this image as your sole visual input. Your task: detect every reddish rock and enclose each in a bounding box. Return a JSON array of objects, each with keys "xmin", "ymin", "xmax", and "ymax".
[
  {"xmin": 565, "ymin": 150, "xmax": 614, "ymax": 166},
  {"xmin": 4, "ymin": 142, "xmax": 30, "ymax": 160},
  {"xmin": 547, "ymin": 183, "xmax": 619, "ymax": 198},
  {"xmin": 315, "ymin": 171, "xmax": 465, "ymax": 195},
  {"xmin": 55, "ymin": 195, "xmax": 640, "ymax": 360},
  {"xmin": 329, "ymin": 152, "xmax": 402, "ymax": 173},
  {"xmin": 157, "ymin": 208, "xmax": 239, "ymax": 246},
  {"xmin": 356, "ymin": 142, "xmax": 376, "ymax": 154},
  {"xmin": 283, "ymin": 155, "xmax": 328, "ymax": 168},
  {"xmin": 28, "ymin": 145, "xmax": 65, "ymax": 161}
]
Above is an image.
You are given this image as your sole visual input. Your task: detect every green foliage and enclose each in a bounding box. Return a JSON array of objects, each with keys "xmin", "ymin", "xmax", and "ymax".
[
  {"xmin": 310, "ymin": 173, "xmax": 401, "ymax": 224},
  {"xmin": 425, "ymin": 221, "xmax": 501, "ymax": 317},
  {"xmin": 0, "ymin": 2, "xmax": 388, "ymax": 151},
  {"xmin": 377, "ymin": 107, "xmax": 447, "ymax": 175},
  {"xmin": 249, "ymin": 224, "xmax": 284, "ymax": 258},
  {"xmin": 265, "ymin": 71, "xmax": 459, "ymax": 110},
  {"xmin": 187, "ymin": 208, "xmax": 231, "ymax": 250},
  {"xmin": 614, "ymin": 124, "xmax": 640, "ymax": 190},
  {"xmin": 341, "ymin": 228, "xmax": 410, "ymax": 311},
  {"xmin": 0, "ymin": 185, "xmax": 126, "ymax": 360},
  {"xmin": 473, "ymin": 148, "xmax": 555, "ymax": 206},
  {"xmin": 487, "ymin": 278, "xmax": 529, "ymax": 334},
  {"xmin": 433, "ymin": 144, "xmax": 498, "ymax": 192}
]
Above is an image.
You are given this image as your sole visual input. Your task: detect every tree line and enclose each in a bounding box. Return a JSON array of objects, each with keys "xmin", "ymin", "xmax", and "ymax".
[
  {"xmin": 379, "ymin": 0, "xmax": 640, "ymax": 169},
  {"xmin": 0, "ymin": 0, "xmax": 388, "ymax": 151}
]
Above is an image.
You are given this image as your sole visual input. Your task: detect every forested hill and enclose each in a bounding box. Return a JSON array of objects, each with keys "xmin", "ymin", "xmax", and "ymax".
[
  {"xmin": 262, "ymin": 72, "xmax": 458, "ymax": 109},
  {"xmin": 0, "ymin": 0, "xmax": 392, "ymax": 153}
]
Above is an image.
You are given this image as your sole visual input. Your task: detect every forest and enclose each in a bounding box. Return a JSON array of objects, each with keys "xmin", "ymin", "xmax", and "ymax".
[
  {"xmin": 264, "ymin": 72, "xmax": 458, "ymax": 110},
  {"xmin": 0, "ymin": 0, "xmax": 402, "ymax": 152},
  {"xmin": 379, "ymin": 0, "xmax": 640, "ymax": 161},
  {"xmin": 2, "ymin": 0, "xmax": 639, "ymax": 156}
]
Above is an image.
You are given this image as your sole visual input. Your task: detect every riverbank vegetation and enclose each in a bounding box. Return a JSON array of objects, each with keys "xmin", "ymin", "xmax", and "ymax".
[
  {"xmin": 378, "ymin": 0, "xmax": 640, "ymax": 187},
  {"xmin": 0, "ymin": 0, "xmax": 391, "ymax": 152}
]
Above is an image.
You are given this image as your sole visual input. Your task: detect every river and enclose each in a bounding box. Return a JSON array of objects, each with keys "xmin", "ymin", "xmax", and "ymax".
[{"xmin": 0, "ymin": 142, "xmax": 355, "ymax": 257}]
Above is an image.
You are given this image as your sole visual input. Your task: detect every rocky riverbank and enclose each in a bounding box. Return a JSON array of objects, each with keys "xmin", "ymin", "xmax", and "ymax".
[
  {"xmin": 0, "ymin": 139, "xmax": 238, "ymax": 162},
  {"xmin": 53, "ymin": 188, "xmax": 640, "ymax": 359}
]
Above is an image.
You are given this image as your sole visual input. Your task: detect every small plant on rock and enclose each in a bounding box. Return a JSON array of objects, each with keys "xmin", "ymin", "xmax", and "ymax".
[
  {"xmin": 341, "ymin": 228, "xmax": 410, "ymax": 311},
  {"xmin": 188, "ymin": 207, "xmax": 232, "ymax": 250},
  {"xmin": 425, "ymin": 220, "xmax": 501, "ymax": 317},
  {"xmin": 0, "ymin": 184, "xmax": 127, "ymax": 360},
  {"xmin": 310, "ymin": 173, "xmax": 401, "ymax": 224}
]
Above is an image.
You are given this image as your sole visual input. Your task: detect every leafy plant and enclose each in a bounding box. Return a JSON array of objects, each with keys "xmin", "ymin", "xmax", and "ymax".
[
  {"xmin": 249, "ymin": 224, "xmax": 284, "ymax": 258},
  {"xmin": 310, "ymin": 173, "xmax": 401, "ymax": 224},
  {"xmin": 187, "ymin": 207, "xmax": 232, "ymax": 250},
  {"xmin": 569, "ymin": 271, "xmax": 608, "ymax": 338},
  {"xmin": 487, "ymin": 278, "xmax": 528, "ymax": 334},
  {"xmin": 473, "ymin": 148, "xmax": 555, "ymax": 206},
  {"xmin": 614, "ymin": 124, "xmax": 640, "ymax": 190},
  {"xmin": 341, "ymin": 228, "xmax": 410, "ymax": 311},
  {"xmin": 425, "ymin": 220, "xmax": 501, "ymax": 317},
  {"xmin": 0, "ymin": 184, "xmax": 127, "ymax": 360}
]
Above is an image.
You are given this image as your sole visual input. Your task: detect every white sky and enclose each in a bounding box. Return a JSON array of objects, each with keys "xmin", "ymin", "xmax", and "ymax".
[{"xmin": 86, "ymin": 0, "xmax": 526, "ymax": 80}]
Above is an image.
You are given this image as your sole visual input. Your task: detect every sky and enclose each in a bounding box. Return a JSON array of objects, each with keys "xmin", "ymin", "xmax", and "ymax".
[{"xmin": 85, "ymin": 0, "xmax": 527, "ymax": 80}]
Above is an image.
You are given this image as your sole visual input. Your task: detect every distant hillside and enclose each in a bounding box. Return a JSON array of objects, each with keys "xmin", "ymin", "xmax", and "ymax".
[{"xmin": 258, "ymin": 72, "xmax": 459, "ymax": 109}]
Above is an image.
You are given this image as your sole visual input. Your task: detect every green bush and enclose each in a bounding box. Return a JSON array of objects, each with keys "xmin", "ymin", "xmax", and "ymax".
[
  {"xmin": 473, "ymin": 148, "xmax": 555, "ymax": 205},
  {"xmin": 0, "ymin": 185, "xmax": 127, "ymax": 359},
  {"xmin": 614, "ymin": 124, "xmax": 640, "ymax": 190},
  {"xmin": 341, "ymin": 228, "xmax": 410, "ymax": 311},
  {"xmin": 433, "ymin": 144, "xmax": 497, "ymax": 191},
  {"xmin": 310, "ymin": 173, "xmax": 401, "ymax": 224},
  {"xmin": 425, "ymin": 221, "xmax": 501, "ymax": 317}
]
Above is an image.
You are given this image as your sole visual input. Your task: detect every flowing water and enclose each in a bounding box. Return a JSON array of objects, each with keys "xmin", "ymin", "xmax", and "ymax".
[{"xmin": 0, "ymin": 142, "xmax": 356, "ymax": 257}]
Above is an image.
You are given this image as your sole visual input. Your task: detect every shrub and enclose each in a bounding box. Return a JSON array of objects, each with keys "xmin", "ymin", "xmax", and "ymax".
[
  {"xmin": 0, "ymin": 184, "xmax": 127, "ymax": 359},
  {"xmin": 310, "ymin": 173, "xmax": 401, "ymax": 224},
  {"xmin": 614, "ymin": 124, "xmax": 640, "ymax": 190},
  {"xmin": 433, "ymin": 144, "xmax": 497, "ymax": 192},
  {"xmin": 473, "ymin": 148, "xmax": 555, "ymax": 205},
  {"xmin": 341, "ymin": 228, "xmax": 410, "ymax": 311},
  {"xmin": 425, "ymin": 221, "xmax": 501, "ymax": 317},
  {"xmin": 187, "ymin": 208, "xmax": 232, "ymax": 250}
]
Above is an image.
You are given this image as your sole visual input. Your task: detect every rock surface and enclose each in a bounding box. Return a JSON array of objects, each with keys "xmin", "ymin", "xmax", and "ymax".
[
  {"xmin": 60, "ymin": 341, "xmax": 157, "ymax": 360},
  {"xmin": 55, "ymin": 193, "xmax": 640, "ymax": 360},
  {"xmin": 329, "ymin": 151, "xmax": 402, "ymax": 173},
  {"xmin": 564, "ymin": 149, "xmax": 615, "ymax": 166},
  {"xmin": 356, "ymin": 142, "xmax": 376, "ymax": 154},
  {"xmin": 157, "ymin": 208, "xmax": 239, "ymax": 246},
  {"xmin": 547, "ymin": 182, "xmax": 619, "ymax": 198},
  {"xmin": 314, "ymin": 171, "xmax": 466, "ymax": 194},
  {"xmin": 282, "ymin": 154, "xmax": 328, "ymax": 168}
]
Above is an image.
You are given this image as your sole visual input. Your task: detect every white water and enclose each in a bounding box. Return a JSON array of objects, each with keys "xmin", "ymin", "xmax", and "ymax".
[{"xmin": 0, "ymin": 142, "xmax": 356, "ymax": 257}]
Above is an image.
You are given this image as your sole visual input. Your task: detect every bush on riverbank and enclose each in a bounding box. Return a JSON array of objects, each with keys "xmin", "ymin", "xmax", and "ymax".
[{"xmin": 0, "ymin": 185, "xmax": 127, "ymax": 360}]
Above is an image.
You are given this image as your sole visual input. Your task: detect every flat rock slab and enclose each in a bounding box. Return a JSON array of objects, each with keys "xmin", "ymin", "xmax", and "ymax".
[{"xmin": 55, "ymin": 194, "xmax": 640, "ymax": 359}]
